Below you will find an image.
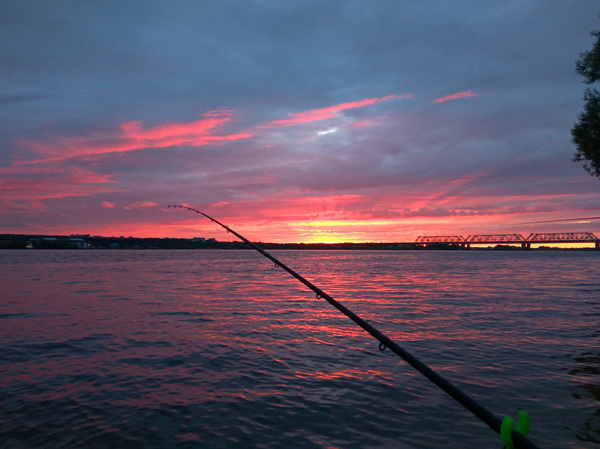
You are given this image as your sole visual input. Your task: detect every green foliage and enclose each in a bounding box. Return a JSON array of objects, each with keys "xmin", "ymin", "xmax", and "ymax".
[
  {"xmin": 576, "ymin": 31, "xmax": 600, "ymax": 84},
  {"xmin": 572, "ymin": 89, "xmax": 600, "ymax": 178},
  {"xmin": 572, "ymin": 27, "xmax": 600, "ymax": 178}
]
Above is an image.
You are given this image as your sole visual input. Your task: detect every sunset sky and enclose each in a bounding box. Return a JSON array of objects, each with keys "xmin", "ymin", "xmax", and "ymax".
[{"xmin": 1, "ymin": 1, "xmax": 600, "ymax": 243}]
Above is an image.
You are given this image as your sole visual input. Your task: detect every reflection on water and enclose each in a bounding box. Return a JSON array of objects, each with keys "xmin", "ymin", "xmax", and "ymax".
[
  {"xmin": 0, "ymin": 249, "xmax": 599, "ymax": 448},
  {"xmin": 569, "ymin": 296, "xmax": 600, "ymax": 444}
]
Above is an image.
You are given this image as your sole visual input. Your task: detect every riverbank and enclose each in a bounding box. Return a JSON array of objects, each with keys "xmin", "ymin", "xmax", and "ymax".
[{"xmin": 1, "ymin": 234, "xmax": 598, "ymax": 250}]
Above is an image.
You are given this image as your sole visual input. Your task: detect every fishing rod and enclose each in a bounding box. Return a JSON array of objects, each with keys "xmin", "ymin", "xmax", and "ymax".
[{"xmin": 168, "ymin": 205, "xmax": 541, "ymax": 449}]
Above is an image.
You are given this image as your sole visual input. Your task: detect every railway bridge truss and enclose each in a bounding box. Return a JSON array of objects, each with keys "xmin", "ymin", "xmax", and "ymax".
[{"xmin": 414, "ymin": 232, "xmax": 600, "ymax": 249}]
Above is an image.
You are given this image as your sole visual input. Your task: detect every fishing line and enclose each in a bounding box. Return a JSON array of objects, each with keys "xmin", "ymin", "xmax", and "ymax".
[
  {"xmin": 168, "ymin": 205, "xmax": 542, "ymax": 449},
  {"xmin": 514, "ymin": 216, "xmax": 600, "ymax": 225}
]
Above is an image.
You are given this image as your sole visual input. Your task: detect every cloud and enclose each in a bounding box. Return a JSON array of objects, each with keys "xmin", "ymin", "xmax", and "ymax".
[
  {"xmin": 0, "ymin": 174, "xmax": 120, "ymax": 213},
  {"xmin": 262, "ymin": 95, "xmax": 410, "ymax": 128},
  {"xmin": 0, "ymin": 94, "xmax": 62, "ymax": 106},
  {"xmin": 433, "ymin": 90, "xmax": 479, "ymax": 104},
  {"xmin": 118, "ymin": 110, "xmax": 252, "ymax": 149},
  {"xmin": 0, "ymin": 91, "xmax": 107, "ymax": 106},
  {"xmin": 14, "ymin": 94, "xmax": 406, "ymax": 169},
  {"xmin": 0, "ymin": 165, "xmax": 116, "ymax": 200},
  {"xmin": 18, "ymin": 110, "xmax": 253, "ymax": 162},
  {"xmin": 125, "ymin": 202, "xmax": 158, "ymax": 210}
]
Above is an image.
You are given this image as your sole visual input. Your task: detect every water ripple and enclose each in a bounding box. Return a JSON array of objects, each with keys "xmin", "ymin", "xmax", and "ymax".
[{"xmin": 1, "ymin": 249, "xmax": 599, "ymax": 448}]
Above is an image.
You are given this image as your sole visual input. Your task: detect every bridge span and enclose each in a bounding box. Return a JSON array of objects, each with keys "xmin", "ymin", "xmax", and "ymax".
[{"xmin": 414, "ymin": 232, "xmax": 600, "ymax": 249}]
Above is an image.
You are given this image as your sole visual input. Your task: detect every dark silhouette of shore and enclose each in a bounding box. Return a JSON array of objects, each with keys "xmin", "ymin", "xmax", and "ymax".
[{"xmin": 1, "ymin": 234, "xmax": 597, "ymax": 250}]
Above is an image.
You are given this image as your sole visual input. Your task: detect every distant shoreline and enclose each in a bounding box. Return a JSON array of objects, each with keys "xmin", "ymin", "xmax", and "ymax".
[{"xmin": 1, "ymin": 234, "xmax": 598, "ymax": 250}]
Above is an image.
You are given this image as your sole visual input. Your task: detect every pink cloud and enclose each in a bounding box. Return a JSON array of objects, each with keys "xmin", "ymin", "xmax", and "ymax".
[
  {"xmin": 433, "ymin": 90, "xmax": 479, "ymax": 104},
  {"xmin": 101, "ymin": 201, "xmax": 116, "ymax": 208},
  {"xmin": 262, "ymin": 94, "xmax": 410, "ymax": 128},
  {"xmin": 125, "ymin": 201, "xmax": 158, "ymax": 210},
  {"xmin": 0, "ymin": 162, "xmax": 124, "ymax": 215},
  {"xmin": 18, "ymin": 110, "xmax": 253, "ymax": 161},
  {"xmin": 0, "ymin": 173, "xmax": 119, "ymax": 211},
  {"xmin": 119, "ymin": 110, "xmax": 252, "ymax": 148},
  {"xmin": 16, "ymin": 96, "xmax": 407, "ymax": 164}
]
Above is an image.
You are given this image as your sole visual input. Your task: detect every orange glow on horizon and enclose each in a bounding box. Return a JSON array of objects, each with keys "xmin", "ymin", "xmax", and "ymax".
[
  {"xmin": 66, "ymin": 208, "xmax": 597, "ymax": 248},
  {"xmin": 5, "ymin": 195, "xmax": 598, "ymax": 247},
  {"xmin": 18, "ymin": 212, "xmax": 599, "ymax": 250},
  {"xmin": 3, "ymin": 94, "xmax": 599, "ymax": 244}
]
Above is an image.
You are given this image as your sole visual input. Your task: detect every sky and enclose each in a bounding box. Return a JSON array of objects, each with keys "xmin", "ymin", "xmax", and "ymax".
[{"xmin": 1, "ymin": 1, "xmax": 600, "ymax": 243}]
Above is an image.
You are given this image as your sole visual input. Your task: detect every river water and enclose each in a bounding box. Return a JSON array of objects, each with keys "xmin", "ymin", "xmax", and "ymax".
[{"xmin": 1, "ymin": 249, "xmax": 599, "ymax": 448}]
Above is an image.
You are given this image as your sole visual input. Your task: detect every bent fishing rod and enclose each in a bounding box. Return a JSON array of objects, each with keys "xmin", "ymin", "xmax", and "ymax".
[{"xmin": 168, "ymin": 205, "xmax": 541, "ymax": 449}]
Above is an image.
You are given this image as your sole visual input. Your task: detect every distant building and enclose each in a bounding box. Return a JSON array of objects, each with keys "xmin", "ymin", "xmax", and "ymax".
[{"xmin": 69, "ymin": 237, "xmax": 90, "ymax": 249}]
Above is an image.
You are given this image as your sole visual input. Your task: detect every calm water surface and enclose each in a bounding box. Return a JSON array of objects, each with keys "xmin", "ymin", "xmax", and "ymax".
[{"xmin": 1, "ymin": 249, "xmax": 599, "ymax": 448}]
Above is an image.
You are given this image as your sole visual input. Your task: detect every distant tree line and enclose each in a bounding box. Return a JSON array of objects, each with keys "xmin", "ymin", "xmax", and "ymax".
[
  {"xmin": 0, "ymin": 235, "xmax": 246, "ymax": 250},
  {"xmin": 0, "ymin": 234, "xmax": 417, "ymax": 250},
  {"xmin": 2, "ymin": 235, "xmax": 588, "ymax": 250}
]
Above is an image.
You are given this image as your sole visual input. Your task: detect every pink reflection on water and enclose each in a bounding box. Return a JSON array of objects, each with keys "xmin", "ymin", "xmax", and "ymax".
[
  {"xmin": 3, "ymin": 249, "xmax": 599, "ymax": 449},
  {"xmin": 295, "ymin": 368, "xmax": 389, "ymax": 382}
]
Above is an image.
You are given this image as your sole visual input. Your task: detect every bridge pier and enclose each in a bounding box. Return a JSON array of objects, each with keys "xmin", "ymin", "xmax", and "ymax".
[
  {"xmin": 596, "ymin": 241, "xmax": 599, "ymax": 250},
  {"xmin": 521, "ymin": 242, "xmax": 530, "ymax": 249}
]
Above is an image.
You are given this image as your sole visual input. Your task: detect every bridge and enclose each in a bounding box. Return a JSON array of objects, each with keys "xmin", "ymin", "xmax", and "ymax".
[{"xmin": 415, "ymin": 232, "xmax": 600, "ymax": 249}]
